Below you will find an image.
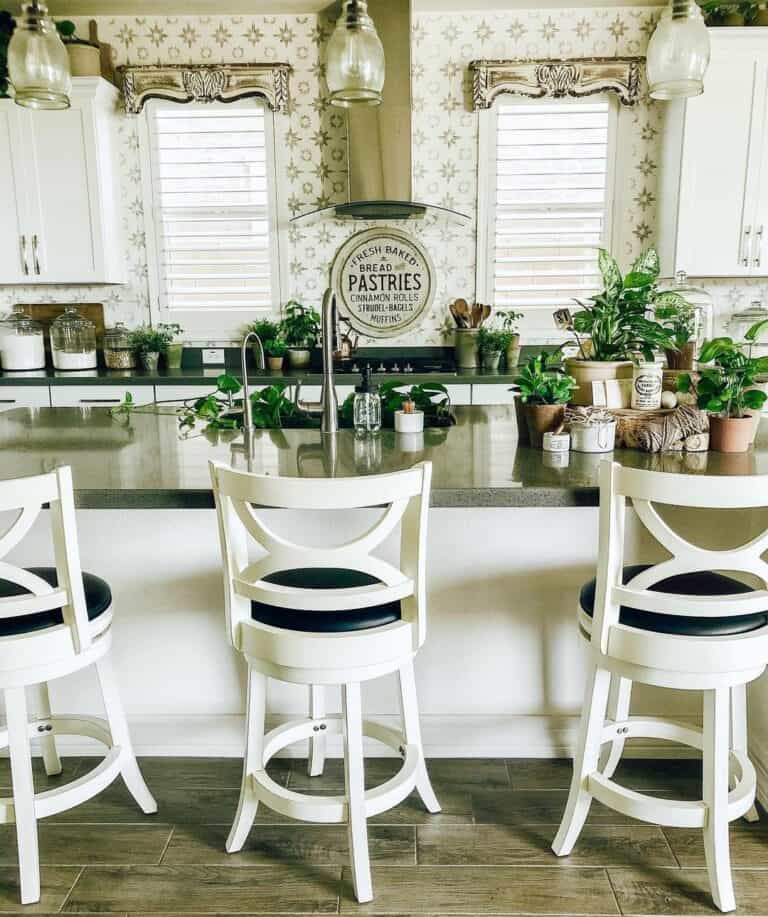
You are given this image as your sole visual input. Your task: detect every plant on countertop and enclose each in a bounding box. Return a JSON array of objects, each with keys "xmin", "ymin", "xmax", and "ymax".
[
  {"xmin": 157, "ymin": 322, "xmax": 183, "ymax": 343},
  {"xmin": 655, "ymin": 292, "xmax": 697, "ymax": 370},
  {"xmin": 264, "ymin": 338, "xmax": 287, "ymax": 358},
  {"xmin": 571, "ymin": 247, "xmax": 678, "ymax": 362},
  {"xmin": 341, "ymin": 381, "xmax": 456, "ymax": 428},
  {"xmin": 281, "ymin": 300, "xmax": 320, "ymax": 348},
  {"xmin": 478, "ymin": 328, "xmax": 515, "ymax": 354},
  {"xmin": 246, "ymin": 318, "xmax": 281, "ymax": 343},
  {"xmin": 129, "ymin": 325, "xmax": 170, "ymax": 354},
  {"xmin": 513, "ymin": 351, "xmax": 577, "ymax": 405},
  {"xmin": 0, "ymin": 11, "xmax": 15, "ymax": 99},
  {"xmin": 497, "ymin": 310, "xmax": 524, "ymax": 334},
  {"xmin": 700, "ymin": 0, "xmax": 746, "ymax": 24}
]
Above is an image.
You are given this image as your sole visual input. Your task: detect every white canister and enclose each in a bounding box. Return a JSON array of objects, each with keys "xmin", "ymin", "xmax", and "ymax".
[
  {"xmin": 394, "ymin": 410, "xmax": 424, "ymax": 434},
  {"xmin": 542, "ymin": 431, "xmax": 570, "ymax": 453},
  {"xmin": 631, "ymin": 361, "xmax": 663, "ymax": 410},
  {"xmin": 570, "ymin": 418, "xmax": 617, "ymax": 453}
]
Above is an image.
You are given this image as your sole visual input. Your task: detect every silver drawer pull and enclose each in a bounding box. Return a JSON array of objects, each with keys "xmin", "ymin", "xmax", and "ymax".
[
  {"xmin": 743, "ymin": 226, "xmax": 752, "ymax": 266},
  {"xmin": 78, "ymin": 398, "xmax": 121, "ymax": 404},
  {"xmin": 755, "ymin": 225, "xmax": 763, "ymax": 268},
  {"xmin": 19, "ymin": 235, "xmax": 29, "ymax": 276},
  {"xmin": 0, "ymin": 399, "xmax": 18, "ymax": 404},
  {"xmin": 31, "ymin": 234, "xmax": 40, "ymax": 275}
]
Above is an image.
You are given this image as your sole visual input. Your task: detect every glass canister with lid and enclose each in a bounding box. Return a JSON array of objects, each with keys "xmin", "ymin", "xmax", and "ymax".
[
  {"xmin": 102, "ymin": 322, "xmax": 136, "ymax": 370},
  {"xmin": 725, "ymin": 301, "xmax": 768, "ymax": 357},
  {"xmin": 657, "ymin": 271, "xmax": 714, "ymax": 366},
  {"xmin": 0, "ymin": 306, "xmax": 46, "ymax": 371},
  {"xmin": 50, "ymin": 306, "xmax": 98, "ymax": 370}
]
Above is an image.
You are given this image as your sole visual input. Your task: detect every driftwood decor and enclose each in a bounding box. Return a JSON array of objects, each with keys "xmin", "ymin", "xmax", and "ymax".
[
  {"xmin": 118, "ymin": 63, "xmax": 291, "ymax": 114},
  {"xmin": 469, "ymin": 57, "xmax": 642, "ymax": 109}
]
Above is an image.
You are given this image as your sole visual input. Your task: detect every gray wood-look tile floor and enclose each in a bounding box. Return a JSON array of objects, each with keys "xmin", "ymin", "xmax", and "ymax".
[{"xmin": 0, "ymin": 756, "xmax": 766, "ymax": 915}]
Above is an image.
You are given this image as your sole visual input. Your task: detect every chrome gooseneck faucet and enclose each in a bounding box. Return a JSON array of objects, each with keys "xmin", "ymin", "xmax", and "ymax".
[
  {"xmin": 294, "ymin": 288, "xmax": 339, "ymax": 435},
  {"xmin": 240, "ymin": 331, "xmax": 264, "ymax": 436}
]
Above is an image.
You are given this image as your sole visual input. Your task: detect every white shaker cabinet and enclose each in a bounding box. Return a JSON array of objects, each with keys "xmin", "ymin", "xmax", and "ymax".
[
  {"xmin": 0, "ymin": 78, "xmax": 123, "ymax": 285},
  {"xmin": 658, "ymin": 30, "xmax": 768, "ymax": 277}
]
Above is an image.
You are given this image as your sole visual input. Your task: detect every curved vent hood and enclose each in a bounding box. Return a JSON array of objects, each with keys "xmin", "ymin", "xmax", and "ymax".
[{"xmin": 291, "ymin": 0, "xmax": 470, "ymax": 226}]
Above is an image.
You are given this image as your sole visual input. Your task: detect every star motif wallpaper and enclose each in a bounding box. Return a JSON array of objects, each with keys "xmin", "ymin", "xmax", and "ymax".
[{"xmin": 0, "ymin": 7, "xmax": 763, "ymax": 342}]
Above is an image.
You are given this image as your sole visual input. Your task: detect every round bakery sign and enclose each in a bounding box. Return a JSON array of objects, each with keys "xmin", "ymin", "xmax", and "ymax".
[{"xmin": 330, "ymin": 228, "xmax": 436, "ymax": 338}]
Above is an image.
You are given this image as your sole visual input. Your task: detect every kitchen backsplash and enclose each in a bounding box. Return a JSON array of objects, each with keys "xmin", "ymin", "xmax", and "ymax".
[{"xmin": 0, "ymin": 6, "xmax": 765, "ymax": 342}]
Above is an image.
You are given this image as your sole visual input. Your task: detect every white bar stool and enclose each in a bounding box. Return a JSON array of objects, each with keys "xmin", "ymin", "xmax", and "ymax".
[
  {"xmin": 553, "ymin": 462, "xmax": 768, "ymax": 913},
  {"xmin": 209, "ymin": 460, "xmax": 440, "ymax": 903},
  {"xmin": 0, "ymin": 467, "xmax": 156, "ymax": 905}
]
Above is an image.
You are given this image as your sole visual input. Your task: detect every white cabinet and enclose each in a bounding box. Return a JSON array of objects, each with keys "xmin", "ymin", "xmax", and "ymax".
[
  {"xmin": 471, "ymin": 384, "xmax": 515, "ymax": 405},
  {"xmin": 50, "ymin": 385, "xmax": 135, "ymax": 407},
  {"xmin": 0, "ymin": 78, "xmax": 122, "ymax": 284},
  {"xmin": 659, "ymin": 30, "xmax": 768, "ymax": 277},
  {"xmin": 0, "ymin": 386, "xmax": 50, "ymax": 412}
]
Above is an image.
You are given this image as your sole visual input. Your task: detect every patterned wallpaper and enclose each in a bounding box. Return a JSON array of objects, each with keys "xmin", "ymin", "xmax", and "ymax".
[{"xmin": 0, "ymin": 6, "xmax": 763, "ymax": 342}]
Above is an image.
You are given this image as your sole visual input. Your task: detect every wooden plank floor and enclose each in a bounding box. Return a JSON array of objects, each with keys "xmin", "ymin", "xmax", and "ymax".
[{"xmin": 0, "ymin": 756, "xmax": 766, "ymax": 914}]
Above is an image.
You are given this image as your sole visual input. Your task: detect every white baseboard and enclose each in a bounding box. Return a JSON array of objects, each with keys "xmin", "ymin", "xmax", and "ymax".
[{"xmin": 43, "ymin": 713, "xmax": 703, "ymax": 759}]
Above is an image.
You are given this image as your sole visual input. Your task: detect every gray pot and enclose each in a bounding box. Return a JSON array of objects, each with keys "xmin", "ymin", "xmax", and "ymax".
[
  {"xmin": 287, "ymin": 347, "xmax": 311, "ymax": 370},
  {"xmin": 455, "ymin": 329, "xmax": 480, "ymax": 369},
  {"xmin": 140, "ymin": 351, "xmax": 160, "ymax": 372},
  {"xmin": 481, "ymin": 350, "xmax": 502, "ymax": 372}
]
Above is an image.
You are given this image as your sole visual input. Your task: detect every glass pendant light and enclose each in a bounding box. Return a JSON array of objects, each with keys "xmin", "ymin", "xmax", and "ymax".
[
  {"xmin": 8, "ymin": 0, "xmax": 71, "ymax": 110},
  {"xmin": 646, "ymin": 0, "xmax": 710, "ymax": 100},
  {"xmin": 326, "ymin": 0, "xmax": 385, "ymax": 107}
]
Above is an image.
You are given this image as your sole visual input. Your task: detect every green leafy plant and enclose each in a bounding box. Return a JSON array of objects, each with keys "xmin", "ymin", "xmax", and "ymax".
[
  {"xmin": 699, "ymin": 0, "xmax": 743, "ymax": 22},
  {"xmin": 281, "ymin": 300, "xmax": 320, "ymax": 348},
  {"xmin": 512, "ymin": 351, "xmax": 577, "ymax": 405},
  {"xmin": 655, "ymin": 295, "xmax": 697, "ymax": 350},
  {"xmin": 341, "ymin": 381, "xmax": 456, "ymax": 428},
  {"xmin": 129, "ymin": 325, "xmax": 170, "ymax": 354},
  {"xmin": 678, "ymin": 320, "xmax": 768, "ymax": 417},
  {"xmin": 0, "ymin": 11, "xmax": 15, "ymax": 99},
  {"xmin": 478, "ymin": 328, "xmax": 515, "ymax": 354},
  {"xmin": 54, "ymin": 19, "xmax": 78, "ymax": 40},
  {"xmin": 247, "ymin": 318, "xmax": 281, "ymax": 342},
  {"xmin": 157, "ymin": 322, "xmax": 183, "ymax": 344},
  {"xmin": 571, "ymin": 247, "xmax": 677, "ymax": 362},
  {"xmin": 497, "ymin": 310, "xmax": 523, "ymax": 334},
  {"xmin": 264, "ymin": 338, "xmax": 287, "ymax": 358}
]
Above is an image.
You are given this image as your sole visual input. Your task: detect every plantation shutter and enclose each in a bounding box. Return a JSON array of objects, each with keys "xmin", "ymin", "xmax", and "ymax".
[
  {"xmin": 146, "ymin": 102, "xmax": 277, "ymax": 326},
  {"xmin": 484, "ymin": 97, "xmax": 615, "ymax": 337}
]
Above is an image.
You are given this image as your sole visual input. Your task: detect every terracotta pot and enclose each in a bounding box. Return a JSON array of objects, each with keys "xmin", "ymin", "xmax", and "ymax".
[
  {"xmin": 454, "ymin": 328, "xmax": 480, "ymax": 369},
  {"xmin": 286, "ymin": 347, "xmax": 311, "ymax": 370},
  {"xmin": 505, "ymin": 336, "xmax": 521, "ymax": 369},
  {"xmin": 267, "ymin": 355, "xmax": 284, "ymax": 371},
  {"xmin": 665, "ymin": 342, "xmax": 696, "ymax": 371},
  {"xmin": 523, "ymin": 403, "xmax": 566, "ymax": 449},
  {"xmin": 66, "ymin": 42, "xmax": 101, "ymax": 76},
  {"xmin": 564, "ymin": 358, "xmax": 633, "ymax": 406},
  {"xmin": 708, "ymin": 415, "xmax": 753, "ymax": 453}
]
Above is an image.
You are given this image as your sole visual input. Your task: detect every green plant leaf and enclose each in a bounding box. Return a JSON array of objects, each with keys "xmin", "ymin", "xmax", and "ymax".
[
  {"xmin": 630, "ymin": 247, "xmax": 660, "ymax": 280},
  {"xmin": 216, "ymin": 373, "xmax": 241, "ymax": 395},
  {"xmin": 598, "ymin": 248, "xmax": 622, "ymax": 298},
  {"xmin": 745, "ymin": 318, "xmax": 768, "ymax": 343}
]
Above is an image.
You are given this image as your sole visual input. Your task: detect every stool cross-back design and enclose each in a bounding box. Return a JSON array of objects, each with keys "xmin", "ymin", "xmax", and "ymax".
[
  {"xmin": 0, "ymin": 467, "xmax": 156, "ymax": 905},
  {"xmin": 553, "ymin": 461, "xmax": 768, "ymax": 913},
  {"xmin": 210, "ymin": 461, "xmax": 439, "ymax": 903}
]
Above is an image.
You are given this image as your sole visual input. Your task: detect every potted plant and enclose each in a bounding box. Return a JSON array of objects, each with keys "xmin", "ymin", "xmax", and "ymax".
[
  {"xmin": 655, "ymin": 293, "xmax": 697, "ymax": 370},
  {"xmin": 678, "ymin": 321, "xmax": 768, "ymax": 452},
  {"xmin": 752, "ymin": 2, "xmax": 768, "ymax": 24},
  {"xmin": 130, "ymin": 325, "xmax": 168, "ymax": 373},
  {"xmin": 497, "ymin": 309, "xmax": 524, "ymax": 367},
  {"xmin": 700, "ymin": 0, "xmax": 745, "ymax": 23},
  {"xmin": 55, "ymin": 20, "xmax": 101, "ymax": 76},
  {"xmin": 158, "ymin": 322, "xmax": 184, "ymax": 370},
  {"xmin": 0, "ymin": 12, "xmax": 15, "ymax": 99},
  {"xmin": 246, "ymin": 318, "xmax": 280, "ymax": 369},
  {"xmin": 478, "ymin": 328, "xmax": 513, "ymax": 372},
  {"xmin": 565, "ymin": 247, "xmax": 677, "ymax": 405},
  {"xmin": 264, "ymin": 338, "xmax": 287, "ymax": 371},
  {"xmin": 280, "ymin": 300, "xmax": 319, "ymax": 370},
  {"xmin": 513, "ymin": 350, "xmax": 577, "ymax": 448}
]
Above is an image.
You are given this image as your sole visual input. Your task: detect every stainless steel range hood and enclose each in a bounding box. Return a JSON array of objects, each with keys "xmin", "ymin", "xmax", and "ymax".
[{"xmin": 292, "ymin": 0, "xmax": 470, "ymax": 226}]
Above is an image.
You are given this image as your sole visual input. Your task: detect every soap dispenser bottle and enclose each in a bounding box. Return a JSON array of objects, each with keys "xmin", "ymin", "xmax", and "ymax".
[{"xmin": 353, "ymin": 363, "xmax": 381, "ymax": 434}]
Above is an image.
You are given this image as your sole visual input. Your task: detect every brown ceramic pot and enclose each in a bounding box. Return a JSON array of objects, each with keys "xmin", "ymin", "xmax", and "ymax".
[
  {"xmin": 524, "ymin": 403, "xmax": 566, "ymax": 449},
  {"xmin": 708, "ymin": 415, "xmax": 754, "ymax": 453},
  {"xmin": 267, "ymin": 356, "xmax": 284, "ymax": 371},
  {"xmin": 665, "ymin": 342, "xmax": 696, "ymax": 371}
]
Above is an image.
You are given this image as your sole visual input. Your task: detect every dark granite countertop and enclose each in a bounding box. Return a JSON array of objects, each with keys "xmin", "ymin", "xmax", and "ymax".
[{"xmin": 0, "ymin": 405, "xmax": 766, "ymax": 509}]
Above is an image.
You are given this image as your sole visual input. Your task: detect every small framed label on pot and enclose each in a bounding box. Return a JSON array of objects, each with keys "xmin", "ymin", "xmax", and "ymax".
[{"xmin": 330, "ymin": 228, "xmax": 436, "ymax": 338}]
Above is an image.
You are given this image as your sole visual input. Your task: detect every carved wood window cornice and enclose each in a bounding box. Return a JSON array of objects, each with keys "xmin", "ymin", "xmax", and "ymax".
[
  {"xmin": 118, "ymin": 63, "xmax": 291, "ymax": 114},
  {"xmin": 469, "ymin": 57, "xmax": 643, "ymax": 110}
]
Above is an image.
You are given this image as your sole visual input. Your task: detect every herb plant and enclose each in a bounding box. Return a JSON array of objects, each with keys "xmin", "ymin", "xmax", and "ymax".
[
  {"xmin": 678, "ymin": 320, "xmax": 768, "ymax": 418},
  {"xmin": 264, "ymin": 338, "xmax": 287, "ymax": 358},
  {"xmin": 281, "ymin": 300, "xmax": 320, "ymax": 348},
  {"xmin": 655, "ymin": 297, "xmax": 697, "ymax": 350},
  {"xmin": 512, "ymin": 351, "xmax": 577, "ymax": 405},
  {"xmin": 157, "ymin": 322, "xmax": 183, "ymax": 344},
  {"xmin": 247, "ymin": 319, "xmax": 281, "ymax": 343},
  {"xmin": 572, "ymin": 247, "xmax": 678, "ymax": 362},
  {"xmin": 129, "ymin": 325, "xmax": 171, "ymax": 354},
  {"xmin": 497, "ymin": 310, "xmax": 524, "ymax": 334},
  {"xmin": 478, "ymin": 328, "xmax": 515, "ymax": 354}
]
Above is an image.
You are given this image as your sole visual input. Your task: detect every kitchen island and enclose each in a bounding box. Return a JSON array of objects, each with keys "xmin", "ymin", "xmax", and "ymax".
[{"xmin": 1, "ymin": 404, "xmax": 767, "ymax": 804}]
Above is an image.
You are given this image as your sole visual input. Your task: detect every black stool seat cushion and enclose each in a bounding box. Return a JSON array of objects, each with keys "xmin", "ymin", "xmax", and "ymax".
[
  {"xmin": 0, "ymin": 566, "xmax": 112, "ymax": 637},
  {"xmin": 579, "ymin": 564, "xmax": 768, "ymax": 637},
  {"xmin": 251, "ymin": 568, "xmax": 401, "ymax": 633}
]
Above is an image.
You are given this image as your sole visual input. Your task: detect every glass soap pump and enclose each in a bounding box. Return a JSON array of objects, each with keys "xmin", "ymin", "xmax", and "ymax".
[{"xmin": 353, "ymin": 362, "xmax": 381, "ymax": 434}]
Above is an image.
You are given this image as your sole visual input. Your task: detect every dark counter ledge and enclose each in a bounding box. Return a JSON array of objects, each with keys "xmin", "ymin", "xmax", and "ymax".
[{"xmin": 0, "ymin": 406, "xmax": 765, "ymax": 510}]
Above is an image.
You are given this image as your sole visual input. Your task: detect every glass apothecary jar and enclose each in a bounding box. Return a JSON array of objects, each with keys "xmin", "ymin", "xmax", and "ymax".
[
  {"xmin": 102, "ymin": 322, "xmax": 136, "ymax": 370},
  {"xmin": 657, "ymin": 271, "xmax": 714, "ymax": 367},
  {"xmin": 725, "ymin": 301, "xmax": 768, "ymax": 356},
  {"xmin": 0, "ymin": 306, "xmax": 46, "ymax": 371},
  {"xmin": 353, "ymin": 363, "xmax": 381, "ymax": 434},
  {"xmin": 50, "ymin": 306, "xmax": 97, "ymax": 371}
]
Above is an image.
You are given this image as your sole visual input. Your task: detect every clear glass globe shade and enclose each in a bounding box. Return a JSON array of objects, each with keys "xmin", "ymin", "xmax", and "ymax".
[
  {"xmin": 326, "ymin": 22, "xmax": 385, "ymax": 107},
  {"xmin": 647, "ymin": 2, "xmax": 710, "ymax": 101},
  {"xmin": 8, "ymin": 9, "xmax": 71, "ymax": 110}
]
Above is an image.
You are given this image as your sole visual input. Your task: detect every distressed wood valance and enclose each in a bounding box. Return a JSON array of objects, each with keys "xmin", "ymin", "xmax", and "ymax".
[
  {"xmin": 469, "ymin": 57, "xmax": 642, "ymax": 109},
  {"xmin": 118, "ymin": 63, "xmax": 291, "ymax": 114}
]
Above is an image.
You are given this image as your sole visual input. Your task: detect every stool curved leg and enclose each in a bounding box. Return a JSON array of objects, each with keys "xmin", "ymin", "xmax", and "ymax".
[
  {"xmin": 6, "ymin": 686, "xmax": 40, "ymax": 905},
  {"xmin": 552, "ymin": 665, "xmax": 611, "ymax": 857},
  {"xmin": 308, "ymin": 685, "xmax": 326, "ymax": 778},
  {"xmin": 343, "ymin": 682, "xmax": 373, "ymax": 903},
  {"xmin": 599, "ymin": 676, "xmax": 632, "ymax": 780},
  {"xmin": 704, "ymin": 688, "xmax": 736, "ymax": 913},
  {"xmin": 96, "ymin": 654, "xmax": 157, "ymax": 815},
  {"xmin": 731, "ymin": 683, "xmax": 759, "ymax": 823},
  {"xmin": 32, "ymin": 682, "xmax": 62, "ymax": 777},
  {"xmin": 398, "ymin": 661, "xmax": 440, "ymax": 813},
  {"xmin": 227, "ymin": 667, "xmax": 266, "ymax": 853}
]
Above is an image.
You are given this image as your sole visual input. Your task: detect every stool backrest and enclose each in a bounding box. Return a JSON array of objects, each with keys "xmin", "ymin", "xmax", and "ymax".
[
  {"xmin": 592, "ymin": 461, "xmax": 768, "ymax": 653},
  {"xmin": 0, "ymin": 466, "xmax": 91, "ymax": 652},
  {"xmin": 209, "ymin": 461, "xmax": 432, "ymax": 649}
]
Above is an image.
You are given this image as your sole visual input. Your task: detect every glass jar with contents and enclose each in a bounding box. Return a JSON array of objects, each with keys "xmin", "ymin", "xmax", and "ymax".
[
  {"xmin": 353, "ymin": 363, "xmax": 381, "ymax": 434},
  {"xmin": 726, "ymin": 301, "xmax": 768, "ymax": 357},
  {"xmin": 50, "ymin": 306, "xmax": 97, "ymax": 371},
  {"xmin": 0, "ymin": 306, "xmax": 46, "ymax": 371},
  {"xmin": 103, "ymin": 322, "xmax": 136, "ymax": 370},
  {"xmin": 657, "ymin": 270, "xmax": 714, "ymax": 366}
]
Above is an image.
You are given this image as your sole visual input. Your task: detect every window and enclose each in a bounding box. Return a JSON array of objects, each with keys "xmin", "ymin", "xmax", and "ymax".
[
  {"xmin": 141, "ymin": 100, "xmax": 283, "ymax": 338},
  {"xmin": 477, "ymin": 96, "xmax": 617, "ymax": 341}
]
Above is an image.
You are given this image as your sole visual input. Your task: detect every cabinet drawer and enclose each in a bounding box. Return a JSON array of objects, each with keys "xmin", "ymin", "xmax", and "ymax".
[
  {"xmin": 445, "ymin": 384, "xmax": 472, "ymax": 406},
  {"xmin": 0, "ymin": 386, "xmax": 50, "ymax": 411},
  {"xmin": 472, "ymin": 384, "xmax": 515, "ymax": 405},
  {"xmin": 297, "ymin": 384, "xmax": 355, "ymax": 404},
  {"xmin": 50, "ymin": 384, "xmax": 138, "ymax": 407},
  {"xmin": 155, "ymin": 385, "xmax": 217, "ymax": 404}
]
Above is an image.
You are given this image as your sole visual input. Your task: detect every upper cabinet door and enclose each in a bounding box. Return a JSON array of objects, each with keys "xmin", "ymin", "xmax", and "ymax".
[
  {"xmin": 750, "ymin": 62, "xmax": 768, "ymax": 273},
  {"xmin": 0, "ymin": 106, "xmax": 30, "ymax": 284}
]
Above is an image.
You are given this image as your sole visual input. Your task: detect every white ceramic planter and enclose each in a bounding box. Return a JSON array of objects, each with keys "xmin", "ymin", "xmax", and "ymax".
[
  {"xmin": 565, "ymin": 358, "xmax": 633, "ymax": 406},
  {"xmin": 394, "ymin": 410, "xmax": 425, "ymax": 434}
]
